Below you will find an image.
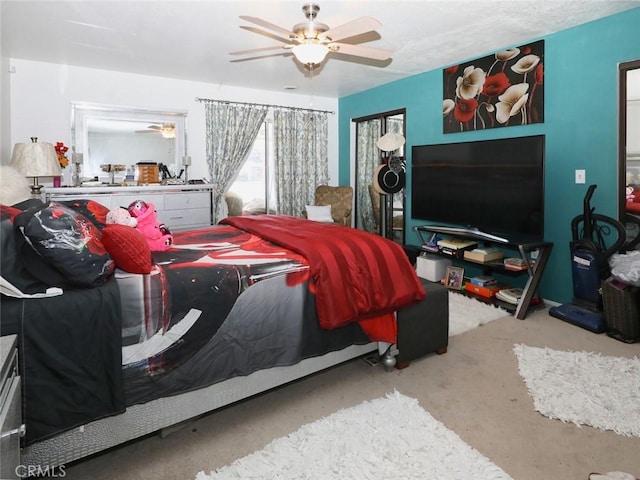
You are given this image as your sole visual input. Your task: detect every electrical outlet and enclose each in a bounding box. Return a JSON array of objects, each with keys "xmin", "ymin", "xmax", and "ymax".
[{"xmin": 575, "ymin": 169, "xmax": 586, "ymax": 184}]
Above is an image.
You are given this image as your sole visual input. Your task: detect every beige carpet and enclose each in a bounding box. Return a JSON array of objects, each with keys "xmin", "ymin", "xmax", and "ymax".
[{"xmin": 62, "ymin": 308, "xmax": 640, "ymax": 480}]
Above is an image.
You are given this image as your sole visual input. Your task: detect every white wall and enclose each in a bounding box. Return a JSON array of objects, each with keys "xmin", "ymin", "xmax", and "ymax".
[
  {"xmin": 7, "ymin": 59, "xmax": 340, "ymax": 184},
  {"xmin": 0, "ymin": 59, "xmax": 10, "ymax": 164}
]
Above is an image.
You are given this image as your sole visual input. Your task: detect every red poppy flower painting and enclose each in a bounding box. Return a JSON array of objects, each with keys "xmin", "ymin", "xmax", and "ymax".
[{"xmin": 443, "ymin": 40, "xmax": 544, "ymax": 133}]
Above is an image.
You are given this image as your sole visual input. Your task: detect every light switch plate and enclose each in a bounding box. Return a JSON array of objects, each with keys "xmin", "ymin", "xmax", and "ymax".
[{"xmin": 575, "ymin": 169, "xmax": 586, "ymax": 184}]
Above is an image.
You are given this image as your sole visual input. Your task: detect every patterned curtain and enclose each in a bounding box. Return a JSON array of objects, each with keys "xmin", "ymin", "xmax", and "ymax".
[
  {"xmin": 273, "ymin": 109, "xmax": 329, "ymax": 217},
  {"xmin": 356, "ymin": 118, "xmax": 382, "ymax": 232},
  {"xmin": 204, "ymin": 102, "xmax": 268, "ymax": 222}
]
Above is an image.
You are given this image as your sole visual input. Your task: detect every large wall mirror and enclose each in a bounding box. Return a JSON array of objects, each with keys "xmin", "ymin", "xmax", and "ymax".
[
  {"xmin": 71, "ymin": 102, "xmax": 187, "ymax": 182},
  {"xmin": 618, "ymin": 59, "xmax": 640, "ymax": 249},
  {"xmin": 353, "ymin": 109, "xmax": 406, "ymax": 244}
]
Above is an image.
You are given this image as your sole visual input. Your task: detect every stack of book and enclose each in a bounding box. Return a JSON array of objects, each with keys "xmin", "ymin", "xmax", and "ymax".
[
  {"xmin": 503, "ymin": 257, "xmax": 528, "ymax": 271},
  {"xmin": 421, "ymin": 241, "xmax": 440, "ymax": 253},
  {"xmin": 496, "ymin": 287, "xmax": 523, "ymax": 304},
  {"xmin": 437, "ymin": 238, "xmax": 478, "ymax": 258},
  {"xmin": 463, "ymin": 247, "xmax": 504, "ymax": 263},
  {"xmin": 464, "ymin": 275, "xmax": 500, "ymax": 298}
]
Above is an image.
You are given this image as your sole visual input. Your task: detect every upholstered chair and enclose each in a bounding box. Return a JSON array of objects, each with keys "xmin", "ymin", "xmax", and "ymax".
[
  {"xmin": 368, "ymin": 184, "xmax": 403, "ymax": 234},
  {"xmin": 304, "ymin": 185, "xmax": 353, "ymax": 226}
]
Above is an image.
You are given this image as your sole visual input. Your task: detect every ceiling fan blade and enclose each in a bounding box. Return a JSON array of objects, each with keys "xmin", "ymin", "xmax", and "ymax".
[
  {"xmin": 330, "ymin": 42, "xmax": 392, "ymax": 61},
  {"xmin": 321, "ymin": 17, "xmax": 381, "ymax": 42},
  {"xmin": 240, "ymin": 26, "xmax": 293, "ymax": 44},
  {"xmin": 230, "ymin": 45, "xmax": 289, "ymax": 56},
  {"xmin": 239, "ymin": 15, "xmax": 294, "ymax": 41},
  {"xmin": 230, "ymin": 51, "xmax": 292, "ymax": 63}
]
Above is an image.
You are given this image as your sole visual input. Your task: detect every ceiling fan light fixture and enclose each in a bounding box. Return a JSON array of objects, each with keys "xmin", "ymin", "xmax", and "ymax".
[
  {"xmin": 160, "ymin": 123, "xmax": 175, "ymax": 139},
  {"xmin": 292, "ymin": 43, "xmax": 328, "ymax": 65}
]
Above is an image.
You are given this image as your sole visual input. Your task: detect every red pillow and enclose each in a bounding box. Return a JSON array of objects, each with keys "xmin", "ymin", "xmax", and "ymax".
[{"xmin": 102, "ymin": 224, "xmax": 152, "ymax": 274}]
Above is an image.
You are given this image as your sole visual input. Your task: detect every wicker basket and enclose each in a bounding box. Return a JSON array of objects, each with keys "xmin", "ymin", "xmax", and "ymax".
[{"xmin": 601, "ymin": 278, "xmax": 640, "ymax": 343}]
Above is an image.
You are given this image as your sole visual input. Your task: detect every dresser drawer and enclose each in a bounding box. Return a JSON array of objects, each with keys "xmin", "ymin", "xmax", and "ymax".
[
  {"xmin": 159, "ymin": 207, "xmax": 211, "ymax": 230},
  {"xmin": 164, "ymin": 192, "xmax": 210, "ymax": 210}
]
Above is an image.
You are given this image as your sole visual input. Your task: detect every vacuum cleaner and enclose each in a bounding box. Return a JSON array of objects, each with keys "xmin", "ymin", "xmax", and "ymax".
[{"xmin": 549, "ymin": 184, "xmax": 626, "ymax": 332}]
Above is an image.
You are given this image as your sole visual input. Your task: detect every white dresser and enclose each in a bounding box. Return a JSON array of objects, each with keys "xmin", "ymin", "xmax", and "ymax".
[{"xmin": 44, "ymin": 185, "xmax": 213, "ymax": 231}]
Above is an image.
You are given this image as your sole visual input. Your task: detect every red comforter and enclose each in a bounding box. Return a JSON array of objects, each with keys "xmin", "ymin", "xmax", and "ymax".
[{"xmin": 220, "ymin": 215, "xmax": 425, "ymax": 342}]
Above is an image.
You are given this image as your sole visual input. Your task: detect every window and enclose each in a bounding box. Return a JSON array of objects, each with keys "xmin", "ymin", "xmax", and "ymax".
[{"xmin": 228, "ymin": 121, "xmax": 277, "ymax": 215}]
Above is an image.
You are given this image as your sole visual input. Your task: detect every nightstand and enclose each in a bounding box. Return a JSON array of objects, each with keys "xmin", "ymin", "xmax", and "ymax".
[{"xmin": 1, "ymin": 335, "xmax": 24, "ymax": 480}]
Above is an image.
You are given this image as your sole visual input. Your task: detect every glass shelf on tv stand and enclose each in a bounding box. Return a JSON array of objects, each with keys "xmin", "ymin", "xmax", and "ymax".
[{"xmin": 413, "ymin": 225, "xmax": 554, "ymax": 320}]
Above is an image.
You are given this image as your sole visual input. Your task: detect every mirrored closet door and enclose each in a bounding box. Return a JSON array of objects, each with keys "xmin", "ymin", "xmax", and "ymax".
[
  {"xmin": 618, "ymin": 59, "xmax": 640, "ymax": 250},
  {"xmin": 354, "ymin": 109, "xmax": 406, "ymax": 244}
]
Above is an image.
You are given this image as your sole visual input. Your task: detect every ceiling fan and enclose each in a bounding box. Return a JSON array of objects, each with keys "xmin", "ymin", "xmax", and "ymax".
[{"xmin": 230, "ymin": 3, "xmax": 392, "ymax": 66}]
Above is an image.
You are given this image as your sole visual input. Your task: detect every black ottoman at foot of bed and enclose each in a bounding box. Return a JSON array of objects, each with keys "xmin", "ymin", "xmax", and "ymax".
[{"xmin": 396, "ymin": 278, "xmax": 449, "ymax": 367}]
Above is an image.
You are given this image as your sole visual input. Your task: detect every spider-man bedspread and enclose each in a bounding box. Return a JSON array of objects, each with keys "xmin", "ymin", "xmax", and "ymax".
[{"xmin": 122, "ymin": 215, "xmax": 424, "ymax": 406}]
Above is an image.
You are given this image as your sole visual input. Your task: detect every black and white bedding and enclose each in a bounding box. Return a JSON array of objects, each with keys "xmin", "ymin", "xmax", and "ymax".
[
  {"xmin": 119, "ymin": 225, "xmax": 369, "ymax": 407},
  {"xmin": 1, "ymin": 208, "xmax": 369, "ymax": 445},
  {"xmin": 1, "ymin": 198, "xmax": 423, "ymax": 462}
]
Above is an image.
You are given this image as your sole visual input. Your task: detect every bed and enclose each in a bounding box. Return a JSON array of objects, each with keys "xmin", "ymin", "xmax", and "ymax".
[
  {"xmin": 0, "ymin": 199, "xmax": 425, "ymax": 468},
  {"xmin": 627, "ymin": 185, "xmax": 640, "ymax": 215}
]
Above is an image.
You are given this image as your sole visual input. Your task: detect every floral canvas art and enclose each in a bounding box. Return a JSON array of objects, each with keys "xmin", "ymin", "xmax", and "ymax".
[{"xmin": 443, "ymin": 40, "xmax": 544, "ymax": 133}]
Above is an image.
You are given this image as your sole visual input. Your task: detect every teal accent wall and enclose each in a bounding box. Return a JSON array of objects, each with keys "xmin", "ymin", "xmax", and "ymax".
[{"xmin": 339, "ymin": 8, "xmax": 640, "ymax": 304}]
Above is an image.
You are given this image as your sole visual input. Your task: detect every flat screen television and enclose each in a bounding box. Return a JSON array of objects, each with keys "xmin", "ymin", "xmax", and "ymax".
[{"xmin": 411, "ymin": 134, "xmax": 545, "ymax": 242}]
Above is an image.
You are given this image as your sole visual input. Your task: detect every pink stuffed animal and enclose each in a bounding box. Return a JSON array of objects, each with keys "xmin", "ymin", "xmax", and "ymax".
[
  {"xmin": 106, "ymin": 207, "xmax": 137, "ymax": 227},
  {"xmin": 127, "ymin": 200, "xmax": 173, "ymax": 251}
]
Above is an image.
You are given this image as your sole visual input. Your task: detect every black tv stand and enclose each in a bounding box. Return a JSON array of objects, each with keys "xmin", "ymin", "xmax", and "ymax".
[{"xmin": 414, "ymin": 225, "xmax": 553, "ymax": 320}]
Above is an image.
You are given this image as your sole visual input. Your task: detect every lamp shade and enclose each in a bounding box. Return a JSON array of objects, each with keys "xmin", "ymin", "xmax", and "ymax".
[
  {"xmin": 292, "ymin": 43, "xmax": 329, "ymax": 65},
  {"xmin": 11, "ymin": 141, "xmax": 61, "ymax": 178}
]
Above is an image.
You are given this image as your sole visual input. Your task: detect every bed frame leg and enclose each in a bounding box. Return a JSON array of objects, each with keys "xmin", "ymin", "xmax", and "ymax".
[{"xmin": 381, "ymin": 347, "xmax": 397, "ymax": 372}]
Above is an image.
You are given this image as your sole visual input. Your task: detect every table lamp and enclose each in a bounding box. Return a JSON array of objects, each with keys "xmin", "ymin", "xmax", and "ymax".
[{"xmin": 11, "ymin": 137, "xmax": 62, "ymax": 197}]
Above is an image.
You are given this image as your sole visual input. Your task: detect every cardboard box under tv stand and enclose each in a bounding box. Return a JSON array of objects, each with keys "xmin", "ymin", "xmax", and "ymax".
[{"xmin": 413, "ymin": 225, "xmax": 553, "ymax": 320}]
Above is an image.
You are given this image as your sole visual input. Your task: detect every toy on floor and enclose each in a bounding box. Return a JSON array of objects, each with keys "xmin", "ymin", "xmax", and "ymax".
[{"xmin": 127, "ymin": 200, "xmax": 173, "ymax": 251}]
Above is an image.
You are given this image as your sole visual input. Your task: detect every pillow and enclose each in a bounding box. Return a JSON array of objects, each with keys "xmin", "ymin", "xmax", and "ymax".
[
  {"xmin": 14, "ymin": 202, "xmax": 114, "ymax": 288},
  {"xmin": 56, "ymin": 199, "xmax": 110, "ymax": 230},
  {"xmin": 0, "ymin": 204, "xmax": 51, "ymax": 294},
  {"xmin": 0, "ymin": 166, "xmax": 31, "ymax": 205},
  {"xmin": 305, "ymin": 205, "xmax": 334, "ymax": 223},
  {"xmin": 102, "ymin": 224, "xmax": 152, "ymax": 274}
]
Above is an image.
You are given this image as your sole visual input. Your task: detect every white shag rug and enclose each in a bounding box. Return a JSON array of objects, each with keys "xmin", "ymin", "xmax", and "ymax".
[
  {"xmin": 514, "ymin": 344, "xmax": 640, "ymax": 437},
  {"xmin": 195, "ymin": 391, "xmax": 512, "ymax": 480},
  {"xmin": 449, "ymin": 292, "xmax": 509, "ymax": 337}
]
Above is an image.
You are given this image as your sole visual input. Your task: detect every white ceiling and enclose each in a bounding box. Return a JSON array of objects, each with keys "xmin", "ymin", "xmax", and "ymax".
[{"xmin": 2, "ymin": 0, "xmax": 639, "ymax": 98}]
